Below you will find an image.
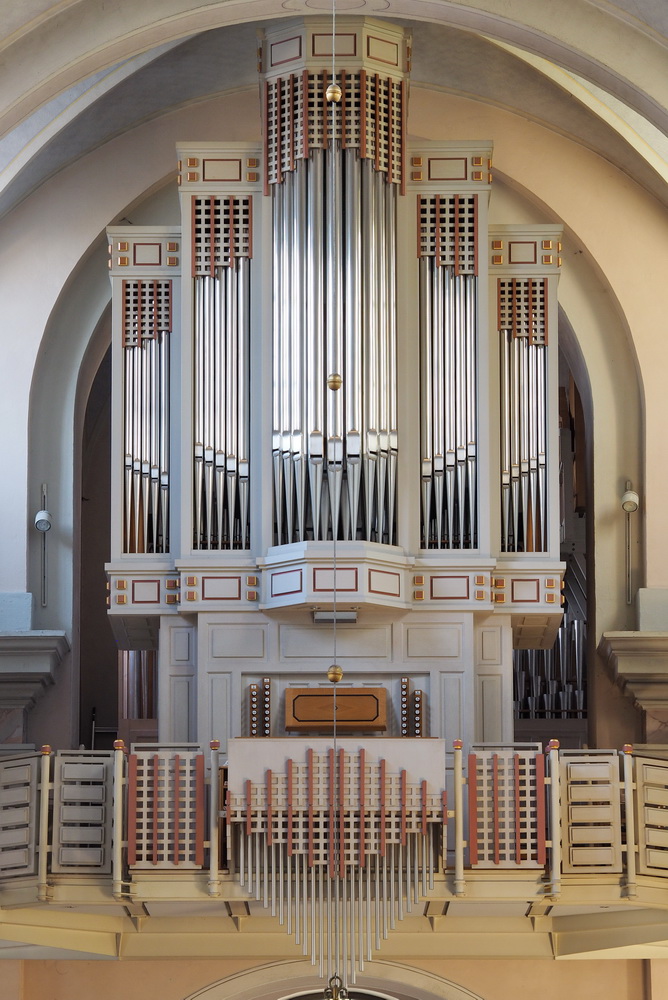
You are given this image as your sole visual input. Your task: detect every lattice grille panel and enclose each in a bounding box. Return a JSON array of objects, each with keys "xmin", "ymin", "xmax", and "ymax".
[
  {"xmin": 228, "ymin": 747, "xmax": 444, "ymax": 982},
  {"xmin": 498, "ymin": 278, "xmax": 548, "ymax": 345},
  {"xmin": 122, "ymin": 280, "xmax": 172, "ymax": 347},
  {"xmin": 228, "ymin": 749, "xmax": 443, "ymax": 867},
  {"xmin": 0, "ymin": 754, "xmax": 39, "ymax": 880},
  {"xmin": 192, "ymin": 196, "xmax": 253, "ymax": 276},
  {"xmin": 418, "ymin": 195, "xmax": 478, "ymax": 274},
  {"xmin": 467, "ymin": 749, "xmax": 545, "ymax": 867},
  {"xmin": 634, "ymin": 756, "xmax": 668, "ymax": 875},
  {"xmin": 265, "ymin": 71, "xmax": 405, "ymax": 186},
  {"xmin": 559, "ymin": 751, "xmax": 622, "ymax": 874},
  {"xmin": 128, "ymin": 750, "xmax": 205, "ymax": 869},
  {"xmin": 51, "ymin": 752, "xmax": 113, "ymax": 873}
]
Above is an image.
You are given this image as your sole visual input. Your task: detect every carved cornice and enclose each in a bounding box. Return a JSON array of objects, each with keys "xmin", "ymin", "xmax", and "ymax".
[
  {"xmin": 599, "ymin": 631, "xmax": 668, "ymax": 709},
  {"xmin": 0, "ymin": 631, "xmax": 69, "ymax": 708}
]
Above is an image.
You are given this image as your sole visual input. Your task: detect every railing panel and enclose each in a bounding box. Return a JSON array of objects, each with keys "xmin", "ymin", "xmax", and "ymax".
[
  {"xmin": 559, "ymin": 750, "xmax": 622, "ymax": 874},
  {"xmin": 0, "ymin": 752, "xmax": 40, "ymax": 880},
  {"xmin": 128, "ymin": 746, "xmax": 206, "ymax": 869},
  {"xmin": 635, "ymin": 755, "xmax": 668, "ymax": 876},
  {"xmin": 468, "ymin": 745, "xmax": 545, "ymax": 868},
  {"xmin": 51, "ymin": 751, "xmax": 114, "ymax": 874}
]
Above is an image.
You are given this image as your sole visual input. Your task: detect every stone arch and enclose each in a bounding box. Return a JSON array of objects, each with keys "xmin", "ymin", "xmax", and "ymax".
[{"xmin": 184, "ymin": 960, "xmax": 486, "ymax": 1000}]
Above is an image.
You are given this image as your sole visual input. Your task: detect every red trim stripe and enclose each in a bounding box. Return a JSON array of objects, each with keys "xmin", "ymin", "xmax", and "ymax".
[
  {"xmin": 468, "ymin": 753, "xmax": 478, "ymax": 865},
  {"xmin": 380, "ymin": 758, "xmax": 386, "ymax": 857},
  {"xmin": 535, "ymin": 753, "xmax": 546, "ymax": 865},
  {"xmin": 400, "ymin": 769, "xmax": 407, "ymax": 846},
  {"xmin": 492, "ymin": 753, "xmax": 500, "ymax": 865},
  {"xmin": 127, "ymin": 754, "xmax": 137, "ymax": 866},
  {"xmin": 245, "ymin": 778, "xmax": 252, "ymax": 838},
  {"xmin": 307, "ymin": 747, "xmax": 314, "ymax": 867},
  {"xmin": 287, "ymin": 758, "xmax": 294, "ymax": 856},
  {"xmin": 152, "ymin": 754, "xmax": 160, "ymax": 866},
  {"xmin": 195, "ymin": 753, "xmax": 205, "ymax": 867},
  {"xmin": 421, "ymin": 780, "xmax": 428, "ymax": 837},
  {"xmin": 514, "ymin": 754, "xmax": 522, "ymax": 864},
  {"xmin": 359, "ymin": 748, "xmax": 366, "ymax": 868},
  {"xmin": 266, "ymin": 768, "xmax": 273, "ymax": 846},
  {"xmin": 339, "ymin": 748, "xmax": 345, "ymax": 876},
  {"xmin": 328, "ymin": 748, "xmax": 335, "ymax": 878}
]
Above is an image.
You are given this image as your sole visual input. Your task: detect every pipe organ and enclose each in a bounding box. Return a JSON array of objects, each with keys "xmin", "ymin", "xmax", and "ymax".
[
  {"xmin": 417, "ymin": 182, "xmax": 482, "ymax": 550},
  {"xmin": 265, "ymin": 24, "xmax": 408, "ymax": 544},
  {"xmin": 106, "ymin": 16, "xmax": 565, "ymax": 768},
  {"xmin": 190, "ymin": 192, "xmax": 253, "ymax": 550}
]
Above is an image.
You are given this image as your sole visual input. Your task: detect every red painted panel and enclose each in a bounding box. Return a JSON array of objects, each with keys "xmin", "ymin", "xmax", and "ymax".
[
  {"xmin": 195, "ymin": 753, "xmax": 205, "ymax": 867},
  {"xmin": 535, "ymin": 753, "xmax": 546, "ymax": 865},
  {"xmin": 127, "ymin": 754, "xmax": 138, "ymax": 866}
]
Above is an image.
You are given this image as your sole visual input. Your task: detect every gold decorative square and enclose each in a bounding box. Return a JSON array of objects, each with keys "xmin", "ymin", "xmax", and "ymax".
[
  {"xmin": 247, "ymin": 158, "xmax": 259, "ymax": 168},
  {"xmin": 186, "ymin": 576, "xmax": 197, "ymax": 586},
  {"xmin": 475, "ymin": 590, "xmax": 485, "ymax": 600},
  {"xmin": 117, "ymin": 256, "xmax": 129, "ymax": 266},
  {"xmin": 105, "ymin": 582, "xmax": 110, "ymax": 591},
  {"xmin": 413, "ymin": 575, "xmax": 425, "ymax": 586},
  {"xmin": 166, "ymin": 594, "xmax": 178, "ymax": 605},
  {"xmin": 167, "ymin": 256, "xmax": 179, "ymax": 266},
  {"xmin": 488, "ymin": 172, "xmax": 493, "ymax": 183},
  {"xmin": 117, "ymin": 580, "xmax": 127, "ymax": 590},
  {"xmin": 475, "ymin": 575, "xmax": 485, "ymax": 586},
  {"xmin": 472, "ymin": 170, "xmax": 483, "ymax": 181},
  {"xmin": 247, "ymin": 172, "xmax": 259, "ymax": 182},
  {"xmin": 545, "ymin": 593, "xmax": 556, "ymax": 604},
  {"xmin": 472, "ymin": 156, "xmax": 483, "ymax": 166},
  {"xmin": 557, "ymin": 256, "xmax": 562, "ymax": 267},
  {"xmin": 494, "ymin": 578, "xmax": 506, "ymax": 588},
  {"xmin": 186, "ymin": 591, "xmax": 198, "ymax": 602},
  {"xmin": 411, "ymin": 171, "xmax": 423, "ymax": 182},
  {"xmin": 542, "ymin": 254, "xmax": 553, "ymax": 265},
  {"xmin": 187, "ymin": 157, "xmax": 199, "ymax": 168},
  {"xmin": 545, "ymin": 578, "xmax": 556, "ymax": 588},
  {"xmin": 247, "ymin": 575, "xmax": 258, "ymax": 586},
  {"xmin": 494, "ymin": 593, "xmax": 506, "ymax": 604},
  {"xmin": 168, "ymin": 242, "xmax": 179, "ymax": 252},
  {"xmin": 491, "ymin": 240, "xmax": 503, "ymax": 250},
  {"xmin": 116, "ymin": 595, "xmax": 127, "ymax": 605},
  {"xmin": 117, "ymin": 241, "xmax": 129, "ymax": 252},
  {"xmin": 187, "ymin": 172, "xmax": 199, "ymax": 182},
  {"xmin": 492, "ymin": 254, "xmax": 503, "ymax": 265},
  {"xmin": 411, "ymin": 156, "xmax": 423, "ymax": 167},
  {"xmin": 557, "ymin": 242, "xmax": 562, "ymax": 252},
  {"xmin": 165, "ymin": 579, "xmax": 179, "ymax": 590},
  {"xmin": 247, "ymin": 590, "xmax": 258, "ymax": 601},
  {"xmin": 177, "ymin": 160, "xmax": 182, "ymax": 171},
  {"xmin": 414, "ymin": 590, "xmax": 425, "ymax": 601},
  {"xmin": 542, "ymin": 240, "xmax": 553, "ymax": 250}
]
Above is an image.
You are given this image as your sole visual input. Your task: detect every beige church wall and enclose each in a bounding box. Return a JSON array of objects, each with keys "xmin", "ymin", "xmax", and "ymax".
[{"xmin": 19, "ymin": 956, "xmax": 648, "ymax": 1000}]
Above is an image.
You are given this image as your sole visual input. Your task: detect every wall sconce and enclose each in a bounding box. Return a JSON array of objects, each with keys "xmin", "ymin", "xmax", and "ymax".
[
  {"xmin": 34, "ymin": 509, "xmax": 52, "ymax": 532},
  {"xmin": 35, "ymin": 484, "xmax": 50, "ymax": 607},
  {"xmin": 622, "ymin": 480, "xmax": 639, "ymax": 605}
]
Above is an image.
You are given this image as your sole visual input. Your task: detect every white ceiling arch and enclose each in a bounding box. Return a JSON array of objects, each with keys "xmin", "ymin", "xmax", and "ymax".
[{"xmin": 0, "ymin": 0, "xmax": 665, "ymax": 144}]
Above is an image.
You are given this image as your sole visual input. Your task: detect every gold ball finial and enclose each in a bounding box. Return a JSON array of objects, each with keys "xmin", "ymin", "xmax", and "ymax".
[
  {"xmin": 327, "ymin": 664, "xmax": 343, "ymax": 684},
  {"xmin": 327, "ymin": 372, "xmax": 342, "ymax": 391},
  {"xmin": 326, "ymin": 82, "xmax": 342, "ymax": 103}
]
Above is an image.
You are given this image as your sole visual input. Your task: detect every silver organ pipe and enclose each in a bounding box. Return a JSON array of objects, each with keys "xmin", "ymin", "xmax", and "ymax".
[
  {"xmin": 266, "ymin": 62, "xmax": 405, "ymax": 544},
  {"xmin": 418, "ymin": 194, "xmax": 479, "ymax": 549},
  {"xmin": 498, "ymin": 276, "xmax": 549, "ymax": 552},
  {"xmin": 228, "ymin": 746, "xmax": 444, "ymax": 984},
  {"xmin": 192, "ymin": 196, "xmax": 252, "ymax": 549},
  {"xmin": 121, "ymin": 277, "xmax": 171, "ymax": 553}
]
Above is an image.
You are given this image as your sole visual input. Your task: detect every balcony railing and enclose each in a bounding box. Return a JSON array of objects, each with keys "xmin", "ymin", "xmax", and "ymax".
[{"xmin": 1, "ymin": 740, "xmax": 666, "ymax": 903}]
